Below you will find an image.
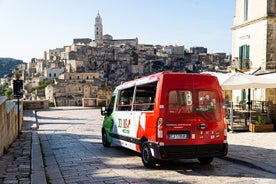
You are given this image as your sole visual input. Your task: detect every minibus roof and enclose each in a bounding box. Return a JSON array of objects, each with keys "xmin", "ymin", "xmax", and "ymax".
[{"xmin": 115, "ymin": 72, "xmax": 215, "ymax": 91}]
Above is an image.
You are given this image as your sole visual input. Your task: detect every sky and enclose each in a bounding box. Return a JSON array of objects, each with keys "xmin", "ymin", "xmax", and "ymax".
[{"xmin": 0, "ymin": 0, "xmax": 235, "ymax": 63}]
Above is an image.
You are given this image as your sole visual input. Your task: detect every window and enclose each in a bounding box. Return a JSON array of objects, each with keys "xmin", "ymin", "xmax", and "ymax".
[
  {"xmin": 244, "ymin": 0, "xmax": 248, "ymax": 21},
  {"xmin": 116, "ymin": 82, "xmax": 157, "ymax": 111},
  {"xmin": 167, "ymin": 90, "xmax": 221, "ymax": 121},
  {"xmin": 198, "ymin": 91, "xmax": 217, "ymax": 111},
  {"xmin": 117, "ymin": 87, "xmax": 134, "ymax": 111},
  {"xmin": 239, "ymin": 45, "xmax": 250, "ymax": 69},
  {"xmin": 168, "ymin": 90, "xmax": 193, "ymax": 114},
  {"xmin": 133, "ymin": 82, "xmax": 157, "ymax": 111},
  {"xmin": 196, "ymin": 91, "xmax": 220, "ymax": 121},
  {"xmin": 49, "ymin": 73, "xmax": 52, "ymax": 77}
]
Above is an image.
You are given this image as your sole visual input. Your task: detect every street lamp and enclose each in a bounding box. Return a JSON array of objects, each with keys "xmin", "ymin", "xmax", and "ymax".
[{"xmin": 13, "ymin": 68, "xmax": 23, "ymax": 136}]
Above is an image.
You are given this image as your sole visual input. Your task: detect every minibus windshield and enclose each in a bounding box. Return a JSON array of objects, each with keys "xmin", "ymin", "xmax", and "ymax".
[{"xmin": 167, "ymin": 89, "xmax": 221, "ymax": 121}]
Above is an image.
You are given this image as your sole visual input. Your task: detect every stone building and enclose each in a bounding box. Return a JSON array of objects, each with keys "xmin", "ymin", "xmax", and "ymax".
[
  {"xmin": 44, "ymin": 67, "xmax": 64, "ymax": 78},
  {"xmin": 26, "ymin": 11, "xmax": 231, "ymax": 107},
  {"xmin": 232, "ymin": 0, "xmax": 276, "ymax": 71},
  {"xmin": 73, "ymin": 38, "xmax": 92, "ymax": 45},
  {"xmin": 44, "ymin": 48, "xmax": 65, "ymax": 61},
  {"xmin": 190, "ymin": 47, "xmax": 207, "ymax": 54},
  {"xmin": 45, "ymin": 80, "xmax": 102, "ymax": 106},
  {"xmin": 231, "ymin": 0, "xmax": 276, "ymax": 103},
  {"xmin": 65, "ymin": 60, "xmax": 84, "ymax": 72},
  {"xmin": 58, "ymin": 72, "xmax": 99, "ymax": 81},
  {"xmin": 45, "ymin": 72, "xmax": 101, "ymax": 106},
  {"xmin": 26, "ymin": 58, "xmax": 47, "ymax": 78}
]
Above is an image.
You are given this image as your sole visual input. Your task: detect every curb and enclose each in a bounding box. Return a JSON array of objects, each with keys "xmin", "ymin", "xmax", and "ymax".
[
  {"xmin": 31, "ymin": 131, "xmax": 47, "ymax": 184},
  {"xmin": 221, "ymin": 156, "xmax": 276, "ymax": 175}
]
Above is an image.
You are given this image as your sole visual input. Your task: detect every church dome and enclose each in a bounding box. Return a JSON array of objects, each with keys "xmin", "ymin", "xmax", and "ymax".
[{"xmin": 102, "ymin": 34, "xmax": 113, "ymax": 41}]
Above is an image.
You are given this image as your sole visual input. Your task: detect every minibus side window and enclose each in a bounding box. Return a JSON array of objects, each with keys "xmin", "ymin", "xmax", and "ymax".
[
  {"xmin": 117, "ymin": 87, "xmax": 134, "ymax": 111},
  {"xmin": 133, "ymin": 82, "xmax": 157, "ymax": 111}
]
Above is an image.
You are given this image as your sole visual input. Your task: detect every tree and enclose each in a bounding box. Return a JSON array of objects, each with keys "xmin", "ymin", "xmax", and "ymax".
[
  {"xmin": 33, "ymin": 78, "xmax": 54, "ymax": 91},
  {"xmin": 4, "ymin": 88, "xmax": 12, "ymax": 99},
  {"xmin": 0, "ymin": 83, "xmax": 8, "ymax": 96}
]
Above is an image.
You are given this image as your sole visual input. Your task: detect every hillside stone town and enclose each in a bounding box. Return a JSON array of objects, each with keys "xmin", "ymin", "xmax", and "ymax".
[
  {"xmin": 9, "ymin": 12, "xmax": 231, "ymax": 107},
  {"xmin": 1, "ymin": 1, "xmax": 276, "ymax": 183}
]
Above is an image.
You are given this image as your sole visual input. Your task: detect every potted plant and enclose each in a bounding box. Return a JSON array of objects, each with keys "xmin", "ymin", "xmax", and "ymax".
[
  {"xmin": 249, "ymin": 115, "xmax": 274, "ymax": 132},
  {"xmin": 269, "ymin": 111, "xmax": 276, "ymax": 131}
]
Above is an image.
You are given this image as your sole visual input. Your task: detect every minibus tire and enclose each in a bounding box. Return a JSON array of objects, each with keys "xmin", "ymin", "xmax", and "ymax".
[
  {"xmin": 141, "ymin": 142, "xmax": 156, "ymax": 168},
  {"xmin": 102, "ymin": 129, "xmax": 111, "ymax": 147},
  {"xmin": 198, "ymin": 157, "xmax": 213, "ymax": 165}
]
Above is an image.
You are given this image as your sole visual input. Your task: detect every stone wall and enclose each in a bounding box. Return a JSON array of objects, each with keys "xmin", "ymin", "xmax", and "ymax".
[
  {"xmin": 0, "ymin": 96, "xmax": 23, "ymax": 156},
  {"xmin": 266, "ymin": 18, "xmax": 276, "ymax": 70},
  {"xmin": 23, "ymin": 100, "xmax": 49, "ymax": 110},
  {"xmin": 82, "ymin": 98, "xmax": 108, "ymax": 107}
]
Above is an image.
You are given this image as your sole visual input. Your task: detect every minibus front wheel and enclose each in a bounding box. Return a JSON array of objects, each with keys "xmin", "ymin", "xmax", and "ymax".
[
  {"xmin": 198, "ymin": 157, "xmax": 213, "ymax": 165},
  {"xmin": 102, "ymin": 129, "xmax": 111, "ymax": 147},
  {"xmin": 141, "ymin": 142, "xmax": 156, "ymax": 168}
]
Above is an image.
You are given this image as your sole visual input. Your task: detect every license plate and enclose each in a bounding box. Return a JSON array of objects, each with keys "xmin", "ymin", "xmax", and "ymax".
[{"xmin": 168, "ymin": 133, "xmax": 189, "ymax": 140}]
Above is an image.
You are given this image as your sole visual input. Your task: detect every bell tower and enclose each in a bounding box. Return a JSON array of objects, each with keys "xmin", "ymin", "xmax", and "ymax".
[{"xmin": 94, "ymin": 11, "xmax": 103, "ymax": 41}]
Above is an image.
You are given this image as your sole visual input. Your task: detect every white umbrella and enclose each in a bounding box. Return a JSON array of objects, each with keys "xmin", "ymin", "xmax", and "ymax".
[
  {"xmin": 221, "ymin": 72, "xmax": 276, "ymax": 90},
  {"xmin": 202, "ymin": 72, "xmax": 234, "ymax": 85},
  {"xmin": 256, "ymin": 72, "xmax": 276, "ymax": 80}
]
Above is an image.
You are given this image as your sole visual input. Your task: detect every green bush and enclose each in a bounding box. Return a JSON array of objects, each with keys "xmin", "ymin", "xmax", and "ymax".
[
  {"xmin": 33, "ymin": 78, "xmax": 54, "ymax": 91},
  {"xmin": 255, "ymin": 115, "xmax": 266, "ymax": 125}
]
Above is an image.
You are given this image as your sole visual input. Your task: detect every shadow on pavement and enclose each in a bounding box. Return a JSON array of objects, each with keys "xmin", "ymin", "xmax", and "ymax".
[
  {"xmin": 34, "ymin": 109, "xmax": 276, "ymax": 183},
  {"xmin": 39, "ymin": 131, "xmax": 276, "ymax": 183}
]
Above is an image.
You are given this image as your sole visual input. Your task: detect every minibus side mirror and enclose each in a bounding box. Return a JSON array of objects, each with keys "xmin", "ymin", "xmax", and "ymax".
[{"xmin": 101, "ymin": 106, "xmax": 107, "ymax": 116}]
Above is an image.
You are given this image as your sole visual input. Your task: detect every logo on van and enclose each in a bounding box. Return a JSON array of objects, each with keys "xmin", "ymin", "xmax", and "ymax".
[{"xmin": 118, "ymin": 118, "xmax": 131, "ymax": 134}]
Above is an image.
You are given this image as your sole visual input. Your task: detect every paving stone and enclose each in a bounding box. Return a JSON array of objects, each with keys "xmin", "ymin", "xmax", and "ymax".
[
  {"xmin": 0, "ymin": 111, "xmax": 32, "ymax": 184},
  {"xmin": 3, "ymin": 108, "xmax": 276, "ymax": 184},
  {"xmin": 2, "ymin": 178, "xmax": 18, "ymax": 184}
]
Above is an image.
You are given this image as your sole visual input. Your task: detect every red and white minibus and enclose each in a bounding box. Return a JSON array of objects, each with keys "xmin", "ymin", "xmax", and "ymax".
[{"xmin": 101, "ymin": 72, "xmax": 228, "ymax": 168}]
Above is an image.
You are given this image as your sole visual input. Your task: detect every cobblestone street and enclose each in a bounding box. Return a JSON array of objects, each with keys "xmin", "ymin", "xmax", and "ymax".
[
  {"xmin": 37, "ymin": 108, "xmax": 276, "ymax": 184},
  {"xmin": 0, "ymin": 132, "xmax": 31, "ymax": 184},
  {"xmin": 1, "ymin": 108, "xmax": 276, "ymax": 184}
]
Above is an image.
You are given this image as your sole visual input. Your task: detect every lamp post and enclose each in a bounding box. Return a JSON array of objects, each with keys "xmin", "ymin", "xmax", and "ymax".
[{"xmin": 13, "ymin": 68, "xmax": 23, "ymax": 136}]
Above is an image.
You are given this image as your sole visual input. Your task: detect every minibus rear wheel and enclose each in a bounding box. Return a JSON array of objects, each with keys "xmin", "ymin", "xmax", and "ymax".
[
  {"xmin": 198, "ymin": 157, "xmax": 213, "ymax": 165},
  {"xmin": 141, "ymin": 142, "xmax": 156, "ymax": 168},
  {"xmin": 102, "ymin": 129, "xmax": 111, "ymax": 147}
]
